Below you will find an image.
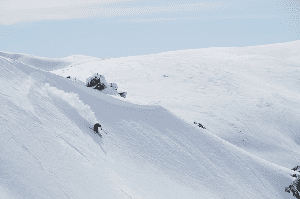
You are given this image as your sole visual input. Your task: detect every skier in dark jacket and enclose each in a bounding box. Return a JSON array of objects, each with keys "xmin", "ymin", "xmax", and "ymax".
[{"xmin": 93, "ymin": 123, "xmax": 102, "ymax": 137}]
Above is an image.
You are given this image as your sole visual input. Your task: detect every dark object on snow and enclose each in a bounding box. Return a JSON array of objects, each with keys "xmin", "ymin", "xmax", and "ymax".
[
  {"xmin": 95, "ymin": 83, "xmax": 106, "ymax": 91},
  {"xmin": 66, "ymin": 76, "xmax": 77, "ymax": 82},
  {"xmin": 194, "ymin": 122, "xmax": 206, "ymax": 129},
  {"xmin": 87, "ymin": 77, "xmax": 100, "ymax": 87},
  {"xmin": 285, "ymin": 182, "xmax": 300, "ymax": 199},
  {"xmin": 292, "ymin": 166, "xmax": 300, "ymax": 172},
  {"xmin": 93, "ymin": 123, "xmax": 102, "ymax": 135},
  {"xmin": 118, "ymin": 92, "xmax": 127, "ymax": 98},
  {"xmin": 86, "ymin": 74, "xmax": 127, "ymax": 97},
  {"xmin": 86, "ymin": 74, "xmax": 108, "ymax": 91},
  {"xmin": 285, "ymin": 166, "xmax": 300, "ymax": 198}
]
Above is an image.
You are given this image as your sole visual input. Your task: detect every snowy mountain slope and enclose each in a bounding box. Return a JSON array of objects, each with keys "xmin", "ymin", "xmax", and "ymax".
[
  {"xmin": 0, "ymin": 51, "xmax": 72, "ymax": 71},
  {"xmin": 0, "ymin": 57, "xmax": 124, "ymax": 199},
  {"xmin": 50, "ymin": 41, "xmax": 300, "ymax": 169},
  {"xmin": 0, "ymin": 54, "xmax": 297, "ymax": 198},
  {"xmin": 0, "ymin": 51, "xmax": 108, "ymax": 72}
]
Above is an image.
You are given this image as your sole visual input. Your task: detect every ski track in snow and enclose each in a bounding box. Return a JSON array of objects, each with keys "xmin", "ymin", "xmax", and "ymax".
[{"xmin": 56, "ymin": 134, "xmax": 90, "ymax": 162}]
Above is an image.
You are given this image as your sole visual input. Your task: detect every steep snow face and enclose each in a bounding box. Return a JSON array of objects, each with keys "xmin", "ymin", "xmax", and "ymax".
[
  {"xmin": 0, "ymin": 54, "xmax": 296, "ymax": 198},
  {"xmin": 0, "ymin": 57, "xmax": 123, "ymax": 199},
  {"xmin": 51, "ymin": 41, "xmax": 300, "ymax": 169}
]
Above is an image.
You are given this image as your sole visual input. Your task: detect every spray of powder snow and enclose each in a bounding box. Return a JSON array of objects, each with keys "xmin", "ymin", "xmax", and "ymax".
[{"xmin": 44, "ymin": 83, "xmax": 98, "ymax": 125}]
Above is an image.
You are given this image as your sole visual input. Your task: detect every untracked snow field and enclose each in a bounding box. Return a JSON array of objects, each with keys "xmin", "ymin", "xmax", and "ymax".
[{"xmin": 1, "ymin": 41, "xmax": 300, "ymax": 199}]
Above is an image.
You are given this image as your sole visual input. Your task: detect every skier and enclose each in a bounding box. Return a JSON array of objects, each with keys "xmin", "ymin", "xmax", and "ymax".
[{"xmin": 93, "ymin": 123, "xmax": 102, "ymax": 137}]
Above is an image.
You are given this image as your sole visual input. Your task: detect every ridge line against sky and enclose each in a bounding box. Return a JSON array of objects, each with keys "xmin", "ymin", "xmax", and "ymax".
[{"xmin": 0, "ymin": 0, "xmax": 300, "ymax": 58}]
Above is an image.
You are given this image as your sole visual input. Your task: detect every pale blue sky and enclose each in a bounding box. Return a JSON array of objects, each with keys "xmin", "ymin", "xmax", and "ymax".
[{"xmin": 0, "ymin": 0, "xmax": 299, "ymax": 58}]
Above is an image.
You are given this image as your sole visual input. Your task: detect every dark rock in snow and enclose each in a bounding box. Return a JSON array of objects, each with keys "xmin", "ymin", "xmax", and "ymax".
[
  {"xmin": 194, "ymin": 122, "xmax": 206, "ymax": 129},
  {"xmin": 285, "ymin": 166, "xmax": 300, "ymax": 198},
  {"xmin": 119, "ymin": 92, "xmax": 127, "ymax": 98}
]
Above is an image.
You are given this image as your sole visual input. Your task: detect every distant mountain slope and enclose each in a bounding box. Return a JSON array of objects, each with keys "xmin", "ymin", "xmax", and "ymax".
[
  {"xmin": 0, "ymin": 52, "xmax": 296, "ymax": 198},
  {"xmin": 0, "ymin": 51, "xmax": 72, "ymax": 71},
  {"xmin": 50, "ymin": 41, "xmax": 300, "ymax": 170}
]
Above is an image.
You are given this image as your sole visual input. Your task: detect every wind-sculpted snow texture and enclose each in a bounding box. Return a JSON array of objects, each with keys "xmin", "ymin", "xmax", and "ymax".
[{"xmin": 0, "ymin": 42, "xmax": 299, "ymax": 199}]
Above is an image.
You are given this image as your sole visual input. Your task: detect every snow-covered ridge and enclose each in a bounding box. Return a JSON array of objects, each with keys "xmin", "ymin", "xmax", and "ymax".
[
  {"xmin": 50, "ymin": 41, "xmax": 300, "ymax": 168},
  {"xmin": 1, "ymin": 42, "xmax": 300, "ymax": 198},
  {"xmin": 0, "ymin": 51, "xmax": 71, "ymax": 71}
]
